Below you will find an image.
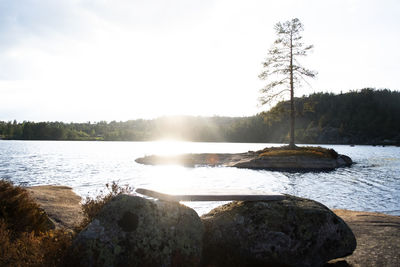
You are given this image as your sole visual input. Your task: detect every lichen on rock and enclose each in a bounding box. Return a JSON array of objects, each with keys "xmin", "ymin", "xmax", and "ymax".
[
  {"xmin": 72, "ymin": 194, "xmax": 204, "ymax": 267},
  {"xmin": 201, "ymin": 195, "xmax": 357, "ymax": 267}
]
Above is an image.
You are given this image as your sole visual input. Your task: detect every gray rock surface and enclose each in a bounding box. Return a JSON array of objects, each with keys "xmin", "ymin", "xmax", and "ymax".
[
  {"xmin": 27, "ymin": 185, "xmax": 83, "ymax": 230},
  {"xmin": 232, "ymin": 154, "xmax": 352, "ymax": 171},
  {"xmin": 73, "ymin": 194, "xmax": 204, "ymax": 267},
  {"xmin": 201, "ymin": 195, "xmax": 356, "ymax": 267},
  {"xmin": 328, "ymin": 209, "xmax": 400, "ymax": 267}
]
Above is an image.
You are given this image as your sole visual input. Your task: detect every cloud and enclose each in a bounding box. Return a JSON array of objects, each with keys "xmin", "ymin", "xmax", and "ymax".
[
  {"xmin": 0, "ymin": 0, "xmax": 216, "ymax": 80},
  {"xmin": 0, "ymin": 1, "xmax": 86, "ymax": 44},
  {"xmin": 0, "ymin": 0, "xmax": 399, "ymax": 121},
  {"xmin": 0, "ymin": 1, "xmax": 92, "ymax": 80}
]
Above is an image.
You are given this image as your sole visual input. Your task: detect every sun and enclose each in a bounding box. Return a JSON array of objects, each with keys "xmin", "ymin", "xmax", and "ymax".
[{"xmin": 149, "ymin": 139, "xmax": 192, "ymax": 156}]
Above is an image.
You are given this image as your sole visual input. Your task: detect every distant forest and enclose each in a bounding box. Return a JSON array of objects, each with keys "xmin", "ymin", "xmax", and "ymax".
[{"xmin": 1, "ymin": 88, "xmax": 399, "ymax": 145}]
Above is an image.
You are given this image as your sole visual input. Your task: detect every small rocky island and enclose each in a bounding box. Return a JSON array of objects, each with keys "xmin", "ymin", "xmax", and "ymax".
[{"xmin": 136, "ymin": 146, "xmax": 353, "ymax": 171}]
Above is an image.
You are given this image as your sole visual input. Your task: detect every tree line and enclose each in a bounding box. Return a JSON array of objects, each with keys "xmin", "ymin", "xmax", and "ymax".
[
  {"xmin": 1, "ymin": 89, "xmax": 399, "ymax": 145},
  {"xmin": 265, "ymin": 88, "xmax": 400, "ymax": 145}
]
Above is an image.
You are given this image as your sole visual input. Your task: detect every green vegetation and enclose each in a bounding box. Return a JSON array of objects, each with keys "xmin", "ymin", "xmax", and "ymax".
[
  {"xmin": 1, "ymin": 89, "xmax": 399, "ymax": 145},
  {"xmin": 266, "ymin": 88, "xmax": 400, "ymax": 145},
  {"xmin": 258, "ymin": 146, "xmax": 338, "ymax": 159}
]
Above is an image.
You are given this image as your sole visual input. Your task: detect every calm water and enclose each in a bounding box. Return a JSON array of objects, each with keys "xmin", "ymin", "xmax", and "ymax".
[{"xmin": 0, "ymin": 140, "xmax": 399, "ymax": 216}]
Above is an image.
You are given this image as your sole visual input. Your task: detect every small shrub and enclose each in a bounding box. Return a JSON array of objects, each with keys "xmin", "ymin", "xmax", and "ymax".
[
  {"xmin": 0, "ymin": 180, "xmax": 134, "ymax": 266},
  {"xmin": 39, "ymin": 230, "xmax": 74, "ymax": 267},
  {"xmin": 0, "ymin": 180, "xmax": 73, "ymax": 266},
  {"xmin": 79, "ymin": 181, "xmax": 134, "ymax": 230},
  {"xmin": 65, "ymin": 182, "xmax": 134, "ymax": 266},
  {"xmin": 0, "ymin": 220, "xmax": 73, "ymax": 267},
  {"xmin": 0, "ymin": 180, "xmax": 51, "ymax": 236}
]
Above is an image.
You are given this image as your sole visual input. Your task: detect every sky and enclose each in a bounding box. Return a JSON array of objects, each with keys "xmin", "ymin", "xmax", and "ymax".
[{"xmin": 0, "ymin": 0, "xmax": 399, "ymax": 122}]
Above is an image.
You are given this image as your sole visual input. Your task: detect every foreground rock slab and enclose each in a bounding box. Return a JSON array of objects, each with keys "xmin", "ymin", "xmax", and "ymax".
[
  {"xmin": 201, "ymin": 195, "xmax": 356, "ymax": 267},
  {"xmin": 73, "ymin": 194, "xmax": 204, "ymax": 267},
  {"xmin": 27, "ymin": 185, "xmax": 83, "ymax": 230},
  {"xmin": 328, "ymin": 209, "xmax": 400, "ymax": 267}
]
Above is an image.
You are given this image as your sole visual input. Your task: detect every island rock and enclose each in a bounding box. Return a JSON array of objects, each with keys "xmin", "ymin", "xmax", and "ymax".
[
  {"xmin": 72, "ymin": 194, "xmax": 204, "ymax": 267},
  {"xmin": 135, "ymin": 147, "xmax": 353, "ymax": 172},
  {"xmin": 201, "ymin": 195, "xmax": 356, "ymax": 267}
]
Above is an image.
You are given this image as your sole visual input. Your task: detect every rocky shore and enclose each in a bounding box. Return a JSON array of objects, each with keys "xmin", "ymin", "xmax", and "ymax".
[
  {"xmin": 27, "ymin": 185, "xmax": 83, "ymax": 230},
  {"xmin": 328, "ymin": 209, "xmax": 400, "ymax": 266},
  {"xmin": 28, "ymin": 186, "xmax": 400, "ymax": 266}
]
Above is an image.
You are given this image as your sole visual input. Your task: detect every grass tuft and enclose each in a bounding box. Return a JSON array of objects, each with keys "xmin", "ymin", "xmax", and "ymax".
[
  {"xmin": 78, "ymin": 181, "xmax": 134, "ymax": 230},
  {"xmin": 258, "ymin": 146, "xmax": 339, "ymax": 159},
  {"xmin": 65, "ymin": 182, "xmax": 134, "ymax": 267}
]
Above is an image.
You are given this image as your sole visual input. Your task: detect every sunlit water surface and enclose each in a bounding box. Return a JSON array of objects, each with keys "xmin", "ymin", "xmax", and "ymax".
[{"xmin": 1, "ymin": 140, "xmax": 399, "ymax": 216}]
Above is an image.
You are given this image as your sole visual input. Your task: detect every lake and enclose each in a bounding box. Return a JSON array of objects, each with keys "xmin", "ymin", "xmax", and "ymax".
[{"xmin": 0, "ymin": 140, "xmax": 399, "ymax": 216}]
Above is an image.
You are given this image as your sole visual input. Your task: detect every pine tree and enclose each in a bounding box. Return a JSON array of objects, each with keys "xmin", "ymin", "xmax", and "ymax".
[{"xmin": 259, "ymin": 18, "xmax": 317, "ymax": 148}]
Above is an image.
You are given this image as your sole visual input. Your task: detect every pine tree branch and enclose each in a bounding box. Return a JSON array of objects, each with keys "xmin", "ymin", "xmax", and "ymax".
[{"xmin": 259, "ymin": 88, "xmax": 291, "ymax": 105}]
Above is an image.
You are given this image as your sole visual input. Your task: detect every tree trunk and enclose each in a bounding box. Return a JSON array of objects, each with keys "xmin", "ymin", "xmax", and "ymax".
[{"xmin": 289, "ymin": 32, "xmax": 295, "ymax": 149}]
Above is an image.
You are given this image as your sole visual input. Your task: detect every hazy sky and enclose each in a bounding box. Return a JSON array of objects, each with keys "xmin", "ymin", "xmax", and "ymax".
[{"xmin": 1, "ymin": 0, "xmax": 399, "ymax": 122}]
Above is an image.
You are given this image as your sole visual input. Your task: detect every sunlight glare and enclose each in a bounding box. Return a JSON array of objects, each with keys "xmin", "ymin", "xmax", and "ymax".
[
  {"xmin": 150, "ymin": 139, "xmax": 192, "ymax": 156},
  {"xmin": 142, "ymin": 165, "xmax": 195, "ymax": 195}
]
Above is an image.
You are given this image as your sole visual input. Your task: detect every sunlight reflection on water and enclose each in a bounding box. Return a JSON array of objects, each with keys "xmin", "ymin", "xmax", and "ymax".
[{"xmin": 0, "ymin": 140, "xmax": 399, "ymax": 215}]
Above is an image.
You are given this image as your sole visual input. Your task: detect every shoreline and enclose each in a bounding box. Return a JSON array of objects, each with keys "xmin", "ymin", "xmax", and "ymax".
[{"xmin": 1, "ymin": 139, "xmax": 400, "ymax": 147}]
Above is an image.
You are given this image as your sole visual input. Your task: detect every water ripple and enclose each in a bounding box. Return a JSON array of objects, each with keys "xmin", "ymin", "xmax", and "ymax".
[{"xmin": 0, "ymin": 141, "xmax": 399, "ymax": 216}]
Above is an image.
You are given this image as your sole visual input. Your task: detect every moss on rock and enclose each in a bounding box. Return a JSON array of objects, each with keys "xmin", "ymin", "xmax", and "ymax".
[
  {"xmin": 201, "ymin": 195, "xmax": 356, "ymax": 267},
  {"xmin": 72, "ymin": 194, "xmax": 204, "ymax": 267}
]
